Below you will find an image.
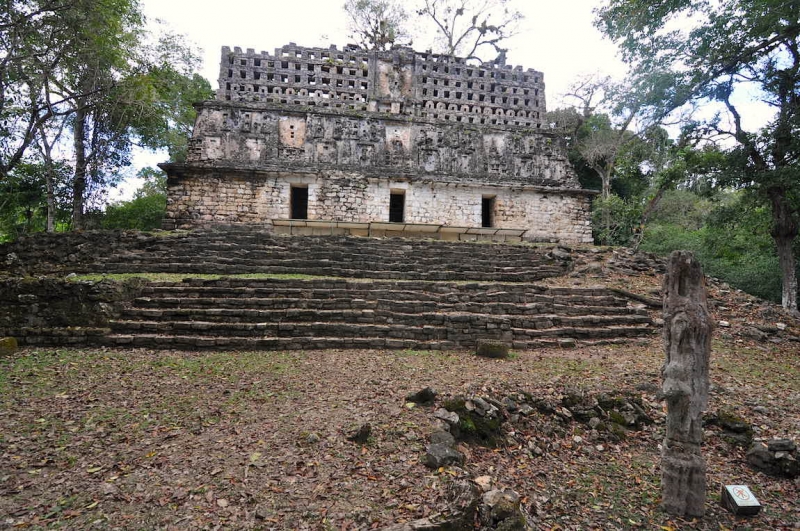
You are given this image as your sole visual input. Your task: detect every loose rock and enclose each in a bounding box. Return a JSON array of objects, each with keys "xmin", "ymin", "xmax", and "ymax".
[{"xmin": 423, "ymin": 443, "xmax": 465, "ymax": 469}]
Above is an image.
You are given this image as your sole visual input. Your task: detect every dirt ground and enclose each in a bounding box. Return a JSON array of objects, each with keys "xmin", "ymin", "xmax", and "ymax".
[{"xmin": 1, "ymin": 330, "xmax": 798, "ymax": 530}]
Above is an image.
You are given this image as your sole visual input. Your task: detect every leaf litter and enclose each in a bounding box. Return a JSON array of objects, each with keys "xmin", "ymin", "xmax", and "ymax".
[{"xmin": 1, "ymin": 267, "xmax": 799, "ymax": 530}]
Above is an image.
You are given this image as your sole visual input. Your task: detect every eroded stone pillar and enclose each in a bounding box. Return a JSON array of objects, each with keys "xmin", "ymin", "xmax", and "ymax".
[{"xmin": 661, "ymin": 251, "xmax": 712, "ymax": 517}]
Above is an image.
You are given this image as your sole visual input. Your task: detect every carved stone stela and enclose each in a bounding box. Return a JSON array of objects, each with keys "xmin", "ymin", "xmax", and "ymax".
[
  {"xmin": 159, "ymin": 42, "xmax": 597, "ymax": 243},
  {"xmin": 661, "ymin": 251, "xmax": 713, "ymax": 517}
]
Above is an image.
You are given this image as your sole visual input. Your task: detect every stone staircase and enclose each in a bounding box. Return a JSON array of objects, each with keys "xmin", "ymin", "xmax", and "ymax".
[
  {"xmin": 2, "ymin": 227, "xmax": 658, "ymax": 350},
  {"xmin": 87, "ymin": 228, "xmax": 568, "ymax": 282},
  {"xmin": 103, "ymin": 277, "xmax": 654, "ymax": 350}
]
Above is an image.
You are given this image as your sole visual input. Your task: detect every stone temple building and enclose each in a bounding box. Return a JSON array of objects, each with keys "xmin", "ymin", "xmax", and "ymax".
[{"xmin": 160, "ymin": 43, "xmax": 595, "ymax": 243}]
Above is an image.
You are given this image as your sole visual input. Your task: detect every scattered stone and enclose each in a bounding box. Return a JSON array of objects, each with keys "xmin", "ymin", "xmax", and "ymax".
[
  {"xmin": 588, "ymin": 417, "xmax": 602, "ymax": 430},
  {"xmin": 558, "ymin": 338, "xmax": 577, "ymax": 348},
  {"xmin": 527, "ymin": 441, "xmax": 544, "ymax": 456},
  {"xmin": 441, "ymin": 396, "xmax": 503, "ymax": 447},
  {"xmin": 434, "ymin": 408, "xmax": 459, "ymax": 426},
  {"xmin": 753, "ymin": 406, "xmax": 769, "ymax": 415},
  {"xmin": 719, "ymin": 321, "xmax": 731, "ymax": 328},
  {"xmin": 429, "ymin": 429, "xmax": 455, "ymax": 446},
  {"xmin": 549, "ymin": 247, "xmax": 572, "ymax": 260},
  {"xmin": 767, "ymin": 439, "xmax": 796, "ymax": 452},
  {"xmin": 776, "ymin": 322, "xmax": 787, "ymax": 331},
  {"xmin": 708, "ymin": 410, "xmax": 754, "ymax": 447},
  {"xmin": 740, "ymin": 326, "xmax": 769, "ymax": 341},
  {"xmin": 475, "ymin": 340, "xmax": 510, "ymax": 359},
  {"xmin": 502, "ymin": 396, "xmax": 518, "ymax": 412},
  {"xmin": 480, "ymin": 489, "xmax": 530, "ymax": 530},
  {"xmin": 473, "ymin": 475, "xmax": 492, "ymax": 492},
  {"xmin": 470, "ymin": 397, "xmax": 498, "ymax": 418},
  {"xmin": 304, "ymin": 432, "xmax": 321, "ymax": 444},
  {"xmin": 746, "ymin": 440, "xmax": 799, "ymax": 478},
  {"xmin": 423, "ymin": 443, "xmax": 465, "ymax": 469},
  {"xmin": 346, "ymin": 423, "xmax": 372, "ymax": 444},
  {"xmin": 100, "ymin": 482, "xmax": 120, "ymax": 497},
  {"xmin": 406, "ymin": 387, "xmax": 438, "ymax": 405},
  {"xmin": 518, "ymin": 405, "xmax": 534, "ymax": 416}
]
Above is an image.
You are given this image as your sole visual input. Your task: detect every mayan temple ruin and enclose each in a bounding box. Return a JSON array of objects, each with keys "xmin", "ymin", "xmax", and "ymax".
[{"xmin": 160, "ymin": 43, "xmax": 596, "ymax": 243}]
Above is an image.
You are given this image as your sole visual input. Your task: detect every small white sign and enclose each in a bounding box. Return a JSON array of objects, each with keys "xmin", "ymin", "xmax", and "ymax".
[{"xmin": 725, "ymin": 485, "xmax": 760, "ymax": 507}]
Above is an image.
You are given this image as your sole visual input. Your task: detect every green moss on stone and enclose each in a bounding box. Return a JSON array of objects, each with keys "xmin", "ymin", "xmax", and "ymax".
[{"xmin": 0, "ymin": 337, "xmax": 18, "ymax": 356}]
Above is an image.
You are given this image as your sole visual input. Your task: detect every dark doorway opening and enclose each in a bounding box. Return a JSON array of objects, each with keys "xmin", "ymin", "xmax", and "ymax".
[
  {"xmin": 482, "ymin": 196, "xmax": 495, "ymax": 227},
  {"xmin": 389, "ymin": 192, "xmax": 405, "ymax": 222},
  {"xmin": 291, "ymin": 186, "xmax": 308, "ymax": 219}
]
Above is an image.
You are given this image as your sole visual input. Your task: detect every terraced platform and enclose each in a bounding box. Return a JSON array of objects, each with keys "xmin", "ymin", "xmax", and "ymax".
[
  {"xmin": 1, "ymin": 227, "xmax": 568, "ymax": 281},
  {"xmin": 1, "ymin": 227, "xmax": 657, "ymax": 349},
  {"xmin": 100, "ymin": 277, "xmax": 654, "ymax": 350}
]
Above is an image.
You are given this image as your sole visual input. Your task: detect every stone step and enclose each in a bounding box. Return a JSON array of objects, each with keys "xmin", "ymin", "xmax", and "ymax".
[
  {"xmin": 119, "ymin": 306, "xmax": 649, "ymax": 325},
  {"xmin": 100, "ymin": 333, "xmax": 648, "ymax": 351},
  {"xmin": 5, "ymin": 327, "xmax": 110, "ymax": 347},
  {"xmin": 0, "ymin": 229, "xmax": 576, "ymax": 283},
  {"xmin": 127, "ymin": 298, "xmax": 642, "ymax": 316},
  {"xmin": 96, "ymin": 263, "xmax": 562, "ymax": 281},
  {"xmin": 102, "ymin": 334, "xmax": 461, "ymax": 350},
  {"xmin": 109, "ymin": 319, "xmax": 653, "ymax": 341},
  {"xmin": 138, "ymin": 281, "xmax": 626, "ymax": 302},
  {"xmin": 102, "ymin": 244, "xmax": 556, "ymax": 258}
]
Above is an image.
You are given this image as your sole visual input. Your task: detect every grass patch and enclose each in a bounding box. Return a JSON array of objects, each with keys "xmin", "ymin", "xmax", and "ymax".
[{"xmin": 712, "ymin": 344, "xmax": 800, "ymax": 394}]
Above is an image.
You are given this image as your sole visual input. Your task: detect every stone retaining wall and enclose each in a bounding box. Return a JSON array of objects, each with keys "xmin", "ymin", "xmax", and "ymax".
[{"xmin": 0, "ymin": 278, "xmax": 144, "ymax": 332}]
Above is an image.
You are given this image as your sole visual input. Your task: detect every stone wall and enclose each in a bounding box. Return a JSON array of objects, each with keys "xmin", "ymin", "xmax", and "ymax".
[
  {"xmin": 179, "ymin": 104, "xmax": 577, "ymax": 188},
  {"xmin": 0, "ymin": 278, "xmax": 144, "ymax": 330},
  {"xmin": 217, "ymin": 43, "xmax": 544, "ymax": 128},
  {"xmin": 164, "ymin": 170, "xmax": 593, "ymax": 243}
]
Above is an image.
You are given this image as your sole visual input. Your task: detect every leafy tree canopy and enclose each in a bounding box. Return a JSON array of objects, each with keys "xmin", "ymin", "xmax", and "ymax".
[
  {"xmin": 344, "ymin": 0, "xmax": 411, "ymax": 51},
  {"xmin": 596, "ymin": 0, "xmax": 800, "ymax": 312}
]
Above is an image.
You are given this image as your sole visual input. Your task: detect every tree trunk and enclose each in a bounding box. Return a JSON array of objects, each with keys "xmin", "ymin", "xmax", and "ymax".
[
  {"xmin": 661, "ymin": 250, "xmax": 712, "ymax": 518},
  {"xmin": 600, "ymin": 168, "xmax": 612, "ymax": 245},
  {"xmin": 631, "ymin": 186, "xmax": 667, "ymax": 252},
  {"xmin": 72, "ymin": 105, "xmax": 87, "ymax": 230},
  {"xmin": 768, "ymin": 187, "xmax": 799, "ymax": 314},
  {"xmin": 38, "ymin": 125, "xmax": 56, "ymax": 232}
]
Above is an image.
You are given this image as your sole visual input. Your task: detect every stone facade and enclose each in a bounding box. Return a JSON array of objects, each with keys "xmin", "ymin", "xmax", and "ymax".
[{"xmin": 161, "ymin": 43, "xmax": 595, "ymax": 243}]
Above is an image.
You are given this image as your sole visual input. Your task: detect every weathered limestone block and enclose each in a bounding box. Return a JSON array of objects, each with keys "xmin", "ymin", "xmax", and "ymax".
[
  {"xmin": 661, "ymin": 250, "xmax": 712, "ymax": 518},
  {"xmin": 475, "ymin": 339, "xmax": 510, "ymax": 359},
  {"xmin": 0, "ymin": 336, "xmax": 18, "ymax": 356}
]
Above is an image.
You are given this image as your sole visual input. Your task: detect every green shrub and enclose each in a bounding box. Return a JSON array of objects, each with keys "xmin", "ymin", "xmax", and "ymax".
[
  {"xmin": 592, "ymin": 194, "xmax": 643, "ymax": 246},
  {"xmin": 101, "ymin": 193, "xmax": 166, "ymax": 231}
]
